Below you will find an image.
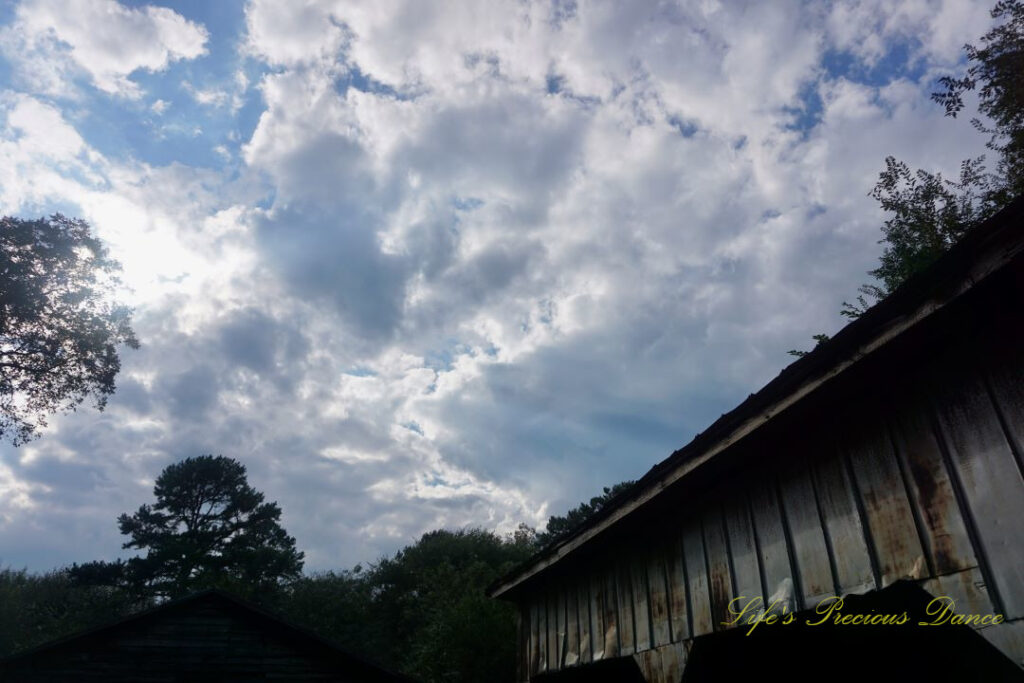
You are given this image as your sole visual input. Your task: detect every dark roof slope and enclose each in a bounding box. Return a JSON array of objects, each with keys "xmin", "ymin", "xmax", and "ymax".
[
  {"xmin": 0, "ymin": 588, "xmax": 415, "ymax": 682},
  {"xmin": 490, "ymin": 195, "xmax": 1024, "ymax": 599}
]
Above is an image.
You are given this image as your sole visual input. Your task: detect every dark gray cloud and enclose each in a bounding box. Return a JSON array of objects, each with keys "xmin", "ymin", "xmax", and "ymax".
[
  {"xmin": 163, "ymin": 365, "xmax": 221, "ymax": 420},
  {"xmin": 254, "ymin": 204, "xmax": 409, "ymax": 343}
]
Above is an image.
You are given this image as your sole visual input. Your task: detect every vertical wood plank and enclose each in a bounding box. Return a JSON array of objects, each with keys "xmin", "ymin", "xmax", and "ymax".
[
  {"xmin": 750, "ymin": 480, "xmax": 795, "ymax": 614},
  {"xmin": 657, "ymin": 642, "xmax": 688, "ymax": 683},
  {"xmin": 812, "ymin": 447, "xmax": 876, "ymax": 595},
  {"xmin": 845, "ymin": 412, "xmax": 927, "ymax": 586},
  {"xmin": 887, "ymin": 382, "xmax": 977, "ymax": 575},
  {"xmin": 565, "ymin": 581, "xmax": 579, "ymax": 666},
  {"xmin": 538, "ymin": 592, "xmax": 547, "ymax": 674},
  {"xmin": 683, "ymin": 516, "xmax": 713, "ymax": 636},
  {"xmin": 724, "ymin": 496, "xmax": 764, "ymax": 619},
  {"xmin": 632, "ymin": 554, "xmax": 652, "ymax": 651},
  {"xmin": 634, "ymin": 648, "xmax": 662, "ymax": 683},
  {"xmin": 557, "ymin": 587, "xmax": 567, "ymax": 668},
  {"xmin": 930, "ymin": 362, "xmax": 1024, "ymax": 618},
  {"xmin": 589, "ymin": 570, "xmax": 605, "ymax": 661},
  {"xmin": 779, "ymin": 454, "xmax": 835, "ymax": 606},
  {"xmin": 665, "ymin": 536, "xmax": 689, "ymax": 643},
  {"xmin": 546, "ymin": 585, "xmax": 558, "ymax": 672},
  {"xmin": 702, "ymin": 505, "xmax": 735, "ymax": 631},
  {"xmin": 985, "ymin": 353, "xmax": 1024, "ymax": 466},
  {"xmin": 975, "ymin": 271, "xmax": 1024, "ymax": 467},
  {"xmin": 578, "ymin": 578, "xmax": 591, "ymax": 664},
  {"xmin": 517, "ymin": 604, "xmax": 528, "ymax": 683},
  {"xmin": 530, "ymin": 599, "xmax": 540, "ymax": 677},
  {"xmin": 616, "ymin": 558, "xmax": 636, "ymax": 655},
  {"xmin": 602, "ymin": 564, "xmax": 620, "ymax": 658},
  {"xmin": 647, "ymin": 547, "xmax": 672, "ymax": 647},
  {"xmin": 921, "ymin": 566, "xmax": 995, "ymax": 618}
]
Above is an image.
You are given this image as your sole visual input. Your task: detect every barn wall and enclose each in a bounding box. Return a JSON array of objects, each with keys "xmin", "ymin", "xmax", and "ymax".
[{"xmin": 515, "ymin": 269, "xmax": 1024, "ymax": 681}]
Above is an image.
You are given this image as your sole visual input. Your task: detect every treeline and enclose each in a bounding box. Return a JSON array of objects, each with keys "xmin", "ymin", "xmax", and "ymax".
[
  {"xmin": 0, "ymin": 526, "xmax": 537, "ymax": 682},
  {"xmin": 0, "ymin": 567, "xmax": 141, "ymax": 657},
  {"xmin": 0, "ymin": 453, "xmax": 620, "ymax": 682},
  {"xmin": 283, "ymin": 527, "xmax": 537, "ymax": 682}
]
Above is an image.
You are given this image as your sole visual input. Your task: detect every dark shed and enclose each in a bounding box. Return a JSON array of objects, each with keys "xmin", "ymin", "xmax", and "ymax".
[
  {"xmin": 0, "ymin": 589, "xmax": 413, "ymax": 682},
  {"xmin": 489, "ymin": 197, "xmax": 1024, "ymax": 681}
]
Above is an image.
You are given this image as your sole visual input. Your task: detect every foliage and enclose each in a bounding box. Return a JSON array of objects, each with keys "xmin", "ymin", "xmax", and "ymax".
[
  {"xmin": 13, "ymin": 524, "xmax": 535, "ymax": 681},
  {"xmin": 283, "ymin": 568, "xmax": 376, "ymax": 653},
  {"xmin": 861, "ymin": 156, "xmax": 1001, "ymax": 297},
  {"xmin": 0, "ymin": 566, "xmax": 143, "ymax": 657},
  {"xmin": 534, "ymin": 480, "xmax": 635, "ymax": 548},
  {"xmin": 70, "ymin": 455, "xmax": 304, "ymax": 603},
  {"xmin": 0, "ymin": 214, "xmax": 138, "ymax": 445},
  {"xmin": 794, "ymin": 1, "xmax": 1024, "ymax": 354},
  {"xmin": 787, "ymin": 333, "xmax": 831, "ymax": 358},
  {"xmin": 932, "ymin": 0, "xmax": 1024, "ymax": 200},
  {"xmin": 281, "ymin": 528, "xmax": 536, "ymax": 683},
  {"xmin": 858, "ymin": 0, "xmax": 1024, "ymax": 308},
  {"xmin": 833, "ymin": 155, "xmax": 1001, "ymax": 324}
]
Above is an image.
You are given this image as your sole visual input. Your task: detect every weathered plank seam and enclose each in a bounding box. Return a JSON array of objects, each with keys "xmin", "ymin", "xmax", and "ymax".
[
  {"xmin": 809, "ymin": 450, "xmax": 843, "ymax": 598},
  {"xmin": 887, "ymin": 417, "xmax": 938, "ymax": 579},
  {"xmin": 924, "ymin": 392, "xmax": 1007, "ymax": 617},
  {"xmin": 774, "ymin": 474, "xmax": 805, "ymax": 612},
  {"xmin": 842, "ymin": 446, "xmax": 883, "ymax": 592}
]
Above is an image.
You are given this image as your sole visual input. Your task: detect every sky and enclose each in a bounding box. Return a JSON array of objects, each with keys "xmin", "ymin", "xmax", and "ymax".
[{"xmin": 0, "ymin": 0, "xmax": 998, "ymax": 573}]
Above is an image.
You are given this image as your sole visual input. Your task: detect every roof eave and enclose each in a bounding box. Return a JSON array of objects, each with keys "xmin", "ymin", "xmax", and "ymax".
[{"xmin": 489, "ymin": 196, "xmax": 1024, "ymax": 600}]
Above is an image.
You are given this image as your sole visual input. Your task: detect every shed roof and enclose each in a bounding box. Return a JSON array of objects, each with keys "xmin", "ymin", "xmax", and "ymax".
[
  {"xmin": 489, "ymin": 195, "xmax": 1024, "ymax": 600},
  {"xmin": 0, "ymin": 588, "xmax": 415, "ymax": 681}
]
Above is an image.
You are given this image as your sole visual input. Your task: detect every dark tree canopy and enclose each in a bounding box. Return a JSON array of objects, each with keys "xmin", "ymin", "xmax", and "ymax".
[
  {"xmin": 534, "ymin": 480, "xmax": 635, "ymax": 548},
  {"xmin": 74, "ymin": 455, "xmax": 304, "ymax": 602},
  {"xmin": 0, "ymin": 566, "xmax": 142, "ymax": 658},
  {"xmin": 856, "ymin": 155, "xmax": 999, "ymax": 300},
  {"xmin": 0, "ymin": 214, "xmax": 138, "ymax": 445},
  {"xmin": 283, "ymin": 527, "xmax": 536, "ymax": 683}
]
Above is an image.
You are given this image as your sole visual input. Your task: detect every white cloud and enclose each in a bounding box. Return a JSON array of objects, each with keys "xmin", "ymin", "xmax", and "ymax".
[
  {"xmin": 2, "ymin": 94, "xmax": 86, "ymax": 160},
  {"xmin": 244, "ymin": 0, "xmax": 348, "ymax": 67},
  {"xmin": 0, "ymin": 93, "xmax": 99, "ymax": 211},
  {"xmin": 1, "ymin": 0, "xmax": 208, "ymax": 98},
  {"xmin": 182, "ymin": 78, "xmax": 248, "ymax": 112},
  {"xmin": 825, "ymin": 0, "xmax": 994, "ymax": 67},
  {"xmin": 232, "ymin": 0, "xmax": 994, "ymax": 548},
  {"xmin": 0, "ymin": 0, "xmax": 1001, "ymax": 573}
]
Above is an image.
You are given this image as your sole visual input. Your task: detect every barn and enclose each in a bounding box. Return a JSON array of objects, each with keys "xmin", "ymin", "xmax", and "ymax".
[
  {"xmin": 0, "ymin": 589, "xmax": 413, "ymax": 682},
  {"xmin": 488, "ymin": 198, "xmax": 1024, "ymax": 682}
]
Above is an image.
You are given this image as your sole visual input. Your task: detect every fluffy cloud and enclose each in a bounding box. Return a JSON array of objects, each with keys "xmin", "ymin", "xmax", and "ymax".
[
  {"xmin": 1, "ymin": 0, "xmax": 208, "ymax": 98},
  {"xmin": 233, "ymin": 0, "xmax": 994, "ymax": 541},
  {"xmin": 0, "ymin": 0, "xmax": 1000, "ymax": 572}
]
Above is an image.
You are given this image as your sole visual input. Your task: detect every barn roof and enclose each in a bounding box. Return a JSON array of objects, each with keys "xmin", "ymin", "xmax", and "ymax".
[
  {"xmin": 489, "ymin": 195, "xmax": 1024, "ymax": 600},
  {"xmin": 0, "ymin": 588, "xmax": 415, "ymax": 681}
]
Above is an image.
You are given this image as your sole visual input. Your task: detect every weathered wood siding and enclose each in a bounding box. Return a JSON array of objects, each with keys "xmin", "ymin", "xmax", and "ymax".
[{"xmin": 515, "ymin": 273, "xmax": 1024, "ymax": 681}]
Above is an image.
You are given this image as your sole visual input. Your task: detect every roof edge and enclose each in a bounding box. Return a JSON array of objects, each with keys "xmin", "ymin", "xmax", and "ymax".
[
  {"xmin": 0, "ymin": 588, "xmax": 414, "ymax": 681},
  {"xmin": 489, "ymin": 195, "xmax": 1024, "ymax": 599}
]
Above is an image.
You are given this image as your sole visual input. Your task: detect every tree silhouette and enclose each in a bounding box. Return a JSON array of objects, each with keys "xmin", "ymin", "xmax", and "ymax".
[
  {"xmin": 0, "ymin": 214, "xmax": 138, "ymax": 445},
  {"xmin": 73, "ymin": 455, "xmax": 304, "ymax": 602},
  {"xmin": 534, "ymin": 480, "xmax": 636, "ymax": 547}
]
